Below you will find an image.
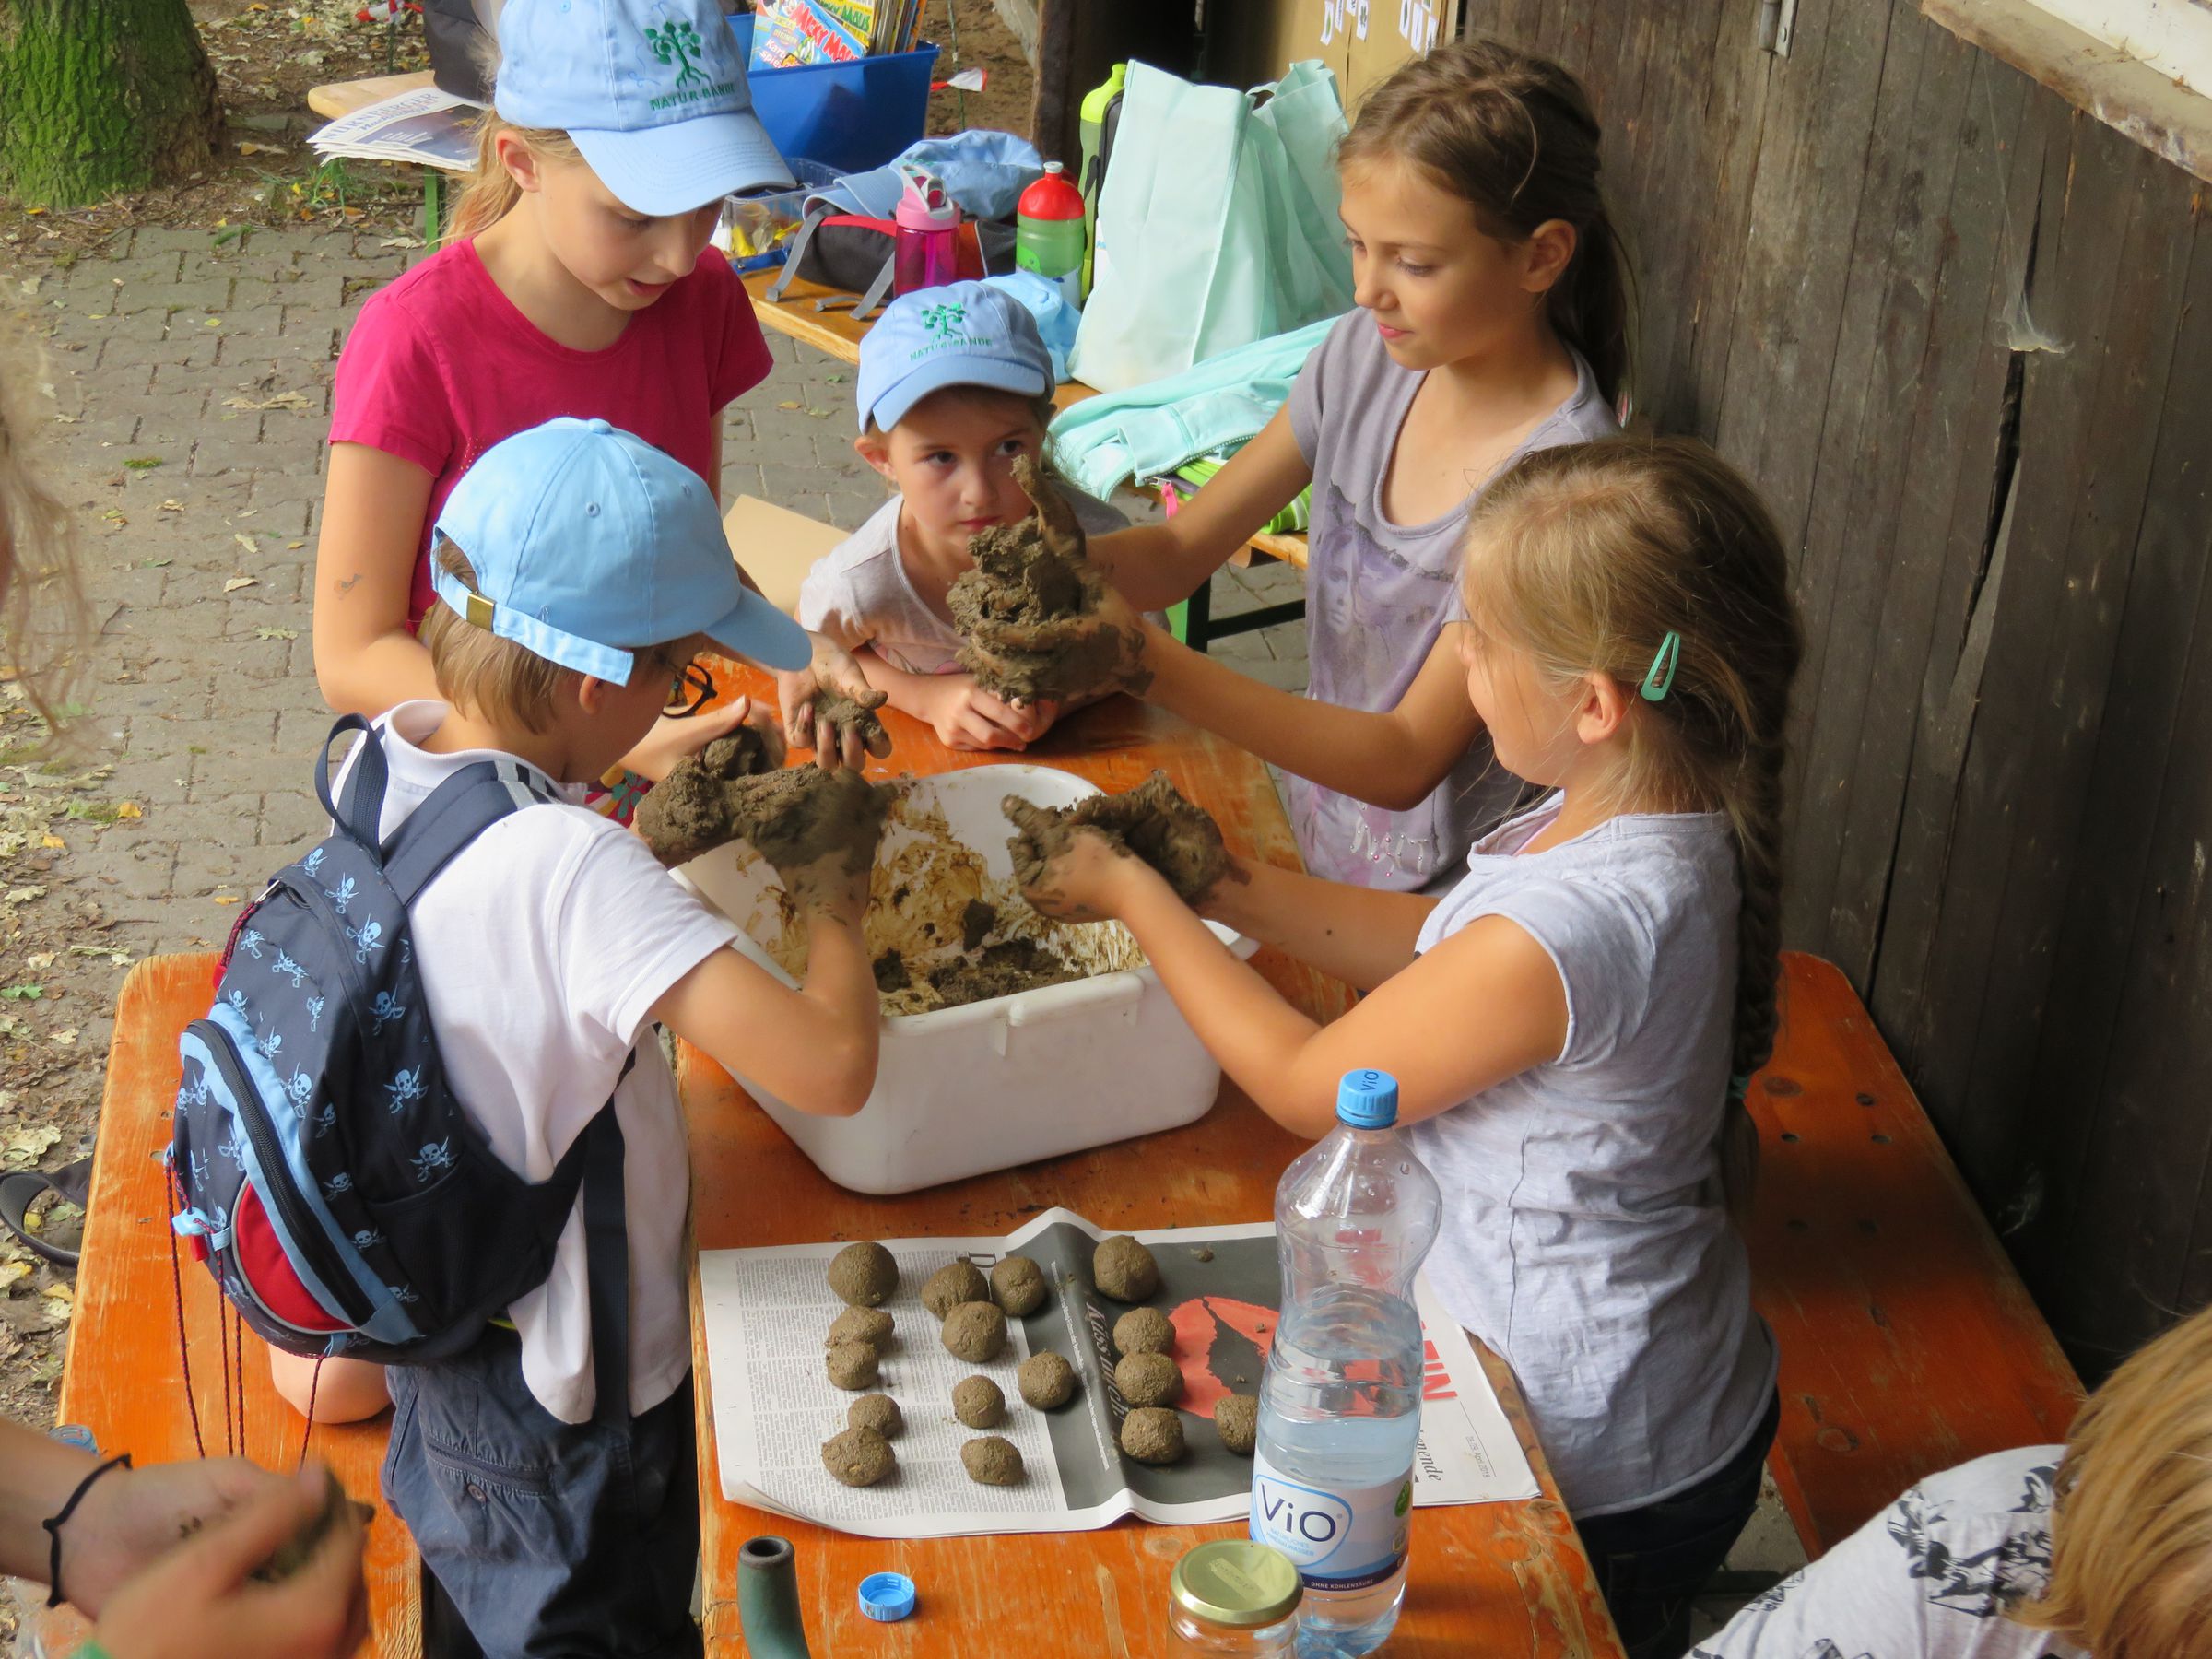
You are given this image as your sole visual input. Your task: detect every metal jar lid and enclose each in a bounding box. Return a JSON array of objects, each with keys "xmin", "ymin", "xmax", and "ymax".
[{"xmin": 1171, "ymin": 1541, "xmax": 1303, "ymax": 1629}]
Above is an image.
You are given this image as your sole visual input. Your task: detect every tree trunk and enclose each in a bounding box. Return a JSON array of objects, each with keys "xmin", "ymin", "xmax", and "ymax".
[{"xmin": 0, "ymin": 0, "xmax": 221, "ymax": 208}]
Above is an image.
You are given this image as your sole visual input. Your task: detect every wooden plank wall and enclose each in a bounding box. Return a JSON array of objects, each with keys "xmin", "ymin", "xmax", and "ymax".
[{"xmin": 1465, "ymin": 0, "xmax": 2212, "ymax": 1377}]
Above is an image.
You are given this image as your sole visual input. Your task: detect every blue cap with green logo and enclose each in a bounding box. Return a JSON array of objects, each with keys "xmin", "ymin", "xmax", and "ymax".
[
  {"xmin": 495, "ymin": 0, "xmax": 794, "ymax": 216},
  {"xmin": 855, "ymin": 281, "xmax": 1054, "ymax": 434}
]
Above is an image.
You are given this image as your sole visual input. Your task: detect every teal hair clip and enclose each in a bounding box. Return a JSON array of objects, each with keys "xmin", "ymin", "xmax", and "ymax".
[{"xmin": 1641, "ymin": 631, "xmax": 1681, "ymax": 702}]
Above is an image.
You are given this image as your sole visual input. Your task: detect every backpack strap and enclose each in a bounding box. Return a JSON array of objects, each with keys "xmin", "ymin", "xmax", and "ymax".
[
  {"xmin": 764, "ymin": 203, "xmax": 835, "ymax": 303},
  {"xmin": 580, "ymin": 1059, "xmax": 634, "ymax": 1429},
  {"xmin": 318, "ymin": 715, "xmax": 386, "ymax": 851},
  {"xmin": 382, "ymin": 759, "xmax": 563, "ymax": 905}
]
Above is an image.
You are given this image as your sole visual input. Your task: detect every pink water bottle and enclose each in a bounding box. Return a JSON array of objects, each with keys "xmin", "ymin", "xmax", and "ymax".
[{"xmin": 893, "ymin": 164, "xmax": 962, "ymax": 296}]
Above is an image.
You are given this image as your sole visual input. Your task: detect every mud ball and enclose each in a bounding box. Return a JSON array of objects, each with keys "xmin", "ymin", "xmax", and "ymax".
[
  {"xmin": 961, "ymin": 1436, "xmax": 1025, "ymax": 1487},
  {"xmin": 921, "ymin": 1261, "xmax": 992, "ymax": 1318},
  {"xmin": 952, "ymin": 1376, "xmax": 1006, "ymax": 1430},
  {"xmin": 828, "ymin": 1242, "xmax": 898, "ymax": 1308},
  {"xmin": 847, "ymin": 1394, "xmax": 903, "ymax": 1440},
  {"xmin": 1092, "ymin": 1235, "xmax": 1159, "ymax": 1302},
  {"xmin": 1114, "ymin": 1351, "xmax": 1182, "ymax": 1408},
  {"xmin": 1120, "ymin": 1406, "xmax": 1185, "ymax": 1465},
  {"xmin": 826, "ymin": 1307, "xmax": 894, "ymax": 1353},
  {"xmin": 1112, "ymin": 1307, "xmax": 1174, "ymax": 1358},
  {"xmin": 1018, "ymin": 1351, "xmax": 1077, "ymax": 1410},
  {"xmin": 991, "ymin": 1254, "xmax": 1048, "ymax": 1317},
  {"xmin": 1214, "ymin": 1395, "xmax": 1258, "ymax": 1456},
  {"xmin": 825, "ymin": 1341, "xmax": 879, "ymax": 1391},
  {"xmin": 940, "ymin": 1301, "xmax": 1008, "ymax": 1364},
  {"xmin": 820, "ymin": 1427, "xmax": 895, "ymax": 1488}
]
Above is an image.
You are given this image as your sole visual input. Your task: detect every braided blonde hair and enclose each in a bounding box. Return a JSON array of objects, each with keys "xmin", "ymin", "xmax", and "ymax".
[{"xmin": 1461, "ymin": 436, "xmax": 1802, "ymax": 1194}]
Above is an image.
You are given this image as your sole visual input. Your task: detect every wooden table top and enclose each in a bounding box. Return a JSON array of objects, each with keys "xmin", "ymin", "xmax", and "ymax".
[
  {"xmin": 738, "ymin": 270, "xmax": 1312, "ymax": 571},
  {"xmin": 307, "ymin": 69, "xmax": 441, "ymax": 122},
  {"xmin": 684, "ymin": 675, "xmax": 1620, "ymax": 1657},
  {"xmin": 60, "ymin": 954, "xmax": 422, "ymax": 1657}
]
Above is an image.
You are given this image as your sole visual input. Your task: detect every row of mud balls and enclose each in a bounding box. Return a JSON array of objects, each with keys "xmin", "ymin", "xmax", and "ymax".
[{"xmin": 820, "ymin": 1242, "xmax": 1076, "ymax": 1488}]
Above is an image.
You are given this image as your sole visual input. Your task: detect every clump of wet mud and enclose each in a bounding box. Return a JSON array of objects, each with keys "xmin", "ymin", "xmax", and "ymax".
[
  {"xmin": 827, "ymin": 1241, "xmax": 898, "ymax": 1308},
  {"xmin": 1120, "ymin": 1406, "xmax": 1184, "ymax": 1465},
  {"xmin": 961, "ymin": 1435, "xmax": 1024, "ymax": 1486},
  {"xmin": 991, "ymin": 1255, "xmax": 1046, "ymax": 1317},
  {"xmin": 952, "ymin": 1375, "xmax": 1006, "ymax": 1429},
  {"xmin": 821, "ymin": 1426, "xmax": 896, "ymax": 1487},
  {"xmin": 747, "ymin": 788, "xmax": 1143, "ymax": 1016},
  {"xmin": 1005, "ymin": 771, "xmax": 1238, "ymax": 907},
  {"xmin": 921, "ymin": 1261, "xmax": 990, "ymax": 1318},
  {"xmin": 948, "ymin": 457, "xmax": 1147, "ymax": 704},
  {"xmin": 1092, "ymin": 1234, "xmax": 1160, "ymax": 1302},
  {"xmin": 1215, "ymin": 1395, "xmax": 1258, "ymax": 1455},
  {"xmin": 639, "ymin": 737, "xmax": 899, "ymax": 887}
]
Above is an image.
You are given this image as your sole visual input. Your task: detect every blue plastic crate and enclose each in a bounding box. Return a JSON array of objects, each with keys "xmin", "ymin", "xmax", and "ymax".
[{"xmin": 730, "ymin": 14, "xmax": 939, "ymax": 177}]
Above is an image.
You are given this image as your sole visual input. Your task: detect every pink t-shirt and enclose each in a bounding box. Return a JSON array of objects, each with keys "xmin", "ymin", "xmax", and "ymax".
[{"xmin": 330, "ymin": 240, "xmax": 773, "ymax": 622}]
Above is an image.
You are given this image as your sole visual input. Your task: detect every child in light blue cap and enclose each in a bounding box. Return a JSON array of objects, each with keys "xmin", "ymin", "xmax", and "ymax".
[
  {"xmin": 796, "ymin": 281, "xmax": 1134, "ymax": 751},
  {"xmin": 344, "ymin": 418, "xmax": 884, "ymax": 1655}
]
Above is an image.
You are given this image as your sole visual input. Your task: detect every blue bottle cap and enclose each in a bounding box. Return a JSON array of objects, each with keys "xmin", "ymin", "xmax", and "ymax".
[
  {"xmin": 1336, "ymin": 1068, "xmax": 1399, "ymax": 1129},
  {"xmin": 858, "ymin": 1571, "xmax": 917, "ymax": 1622}
]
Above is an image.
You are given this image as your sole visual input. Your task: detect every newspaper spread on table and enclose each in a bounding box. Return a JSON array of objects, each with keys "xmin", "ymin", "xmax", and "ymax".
[
  {"xmin": 698, "ymin": 1206, "xmax": 1539, "ymax": 1540},
  {"xmin": 309, "ymin": 86, "xmax": 482, "ymax": 173}
]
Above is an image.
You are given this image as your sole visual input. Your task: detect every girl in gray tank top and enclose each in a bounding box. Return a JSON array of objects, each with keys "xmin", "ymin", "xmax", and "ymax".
[
  {"xmin": 1009, "ymin": 433, "xmax": 1804, "ymax": 1659},
  {"xmin": 1057, "ymin": 39, "xmax": 1630, "ymax": 892}
]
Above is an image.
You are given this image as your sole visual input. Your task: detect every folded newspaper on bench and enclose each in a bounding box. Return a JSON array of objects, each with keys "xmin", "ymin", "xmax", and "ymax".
[
  {"xmin": 309, "ymin": 86, "xmax": 482, "ymax": 173},
  {"xmin": 698, "ymin": 1207, "xmax": 1538, "ymax": 1540}
]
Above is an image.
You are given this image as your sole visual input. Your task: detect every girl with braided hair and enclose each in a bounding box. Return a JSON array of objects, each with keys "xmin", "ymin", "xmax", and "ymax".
[{"xmin": 1016, "ymin": 434, "xmax": 1800, "ymax": 1658}]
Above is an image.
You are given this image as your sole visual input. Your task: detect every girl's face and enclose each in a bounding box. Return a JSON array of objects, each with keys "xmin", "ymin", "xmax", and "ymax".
[
  {"xmin": 855, "ymin": 390, "xmax": 1047, "ymax": 557},
  {"xmin": 1339, "ymin": 156, "xmax": 1575, "ymax": 372},
  {"xmin": 507, "ymin": 141, "xmax": 722, "ymax": 311},
  {"xmin": 1454, "ymin": 565, "xmax": 1595, "ymax": 788}
]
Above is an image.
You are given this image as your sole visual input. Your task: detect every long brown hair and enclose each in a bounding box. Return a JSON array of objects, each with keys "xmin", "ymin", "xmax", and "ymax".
[
  {"xmin": 1338, "ymin": 37, "xmax": 1631, "ymax": 409},
  {"xmin": 1462, "ymin": 437, "xmax": 1801, "ymax": 1191},
  {"xmin": 2013, "ymin": 1301, "xmax": 2212, "ymax": 1653},
  {"xmin": 0, "ymin": 316, "xmax": 88, "ymax": 733}
]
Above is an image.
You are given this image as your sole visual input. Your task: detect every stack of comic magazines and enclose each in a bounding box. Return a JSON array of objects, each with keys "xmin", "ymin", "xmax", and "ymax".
[{"xmin": 748, "ymin": 0, "xmax": 925, "ymax": 67}]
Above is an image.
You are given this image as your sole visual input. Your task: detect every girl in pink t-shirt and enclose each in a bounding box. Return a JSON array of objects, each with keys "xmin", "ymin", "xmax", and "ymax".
[{"xmin": 314, "ymin": 0, "xmax": 882, "ymax": 801}]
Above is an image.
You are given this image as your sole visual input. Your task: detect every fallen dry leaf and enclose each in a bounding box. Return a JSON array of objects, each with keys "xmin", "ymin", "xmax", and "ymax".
[{"xmin": 222, "ymin": 576, "xmax": 256, "ymax": 594}]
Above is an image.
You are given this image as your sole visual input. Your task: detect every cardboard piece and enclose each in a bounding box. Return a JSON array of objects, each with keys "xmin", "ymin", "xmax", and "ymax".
[{"xmin": 722, "ymin": 494, "xmax": 850, "ymax": 618}]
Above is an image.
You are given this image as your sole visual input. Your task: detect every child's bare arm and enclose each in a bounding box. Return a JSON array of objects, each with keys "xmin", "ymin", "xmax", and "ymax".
[
  {"xmin": 857, "ymin": 651, "xmax": 1043, "ymax": 752},
  {"xmin": 312, "ymin": 444, "xmax": 440, "ymax": 716},
  {"xmin": 1020, "ymin": 830, "xmax": 1562, "ymax": 1137},
  {"xmin": 1144, "ymin": 623, "xmax": 1483, "ymax": 810},
  {"xmin": 1200, "ymin": 857, "xmax": 1437, "ymax": 992},
  {"xmin": 1084, "ymin": 411, "xmax": 1313, "ymax": 611},
  {"xmin": 653, "ymin": 915, "xmax": 878, "ymax": 1117}
]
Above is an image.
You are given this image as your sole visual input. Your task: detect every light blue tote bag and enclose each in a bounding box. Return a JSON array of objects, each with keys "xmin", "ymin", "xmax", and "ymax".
[{"xmin": 1069, "ymin": 59, "xmax": 1356, "ymax": 394}]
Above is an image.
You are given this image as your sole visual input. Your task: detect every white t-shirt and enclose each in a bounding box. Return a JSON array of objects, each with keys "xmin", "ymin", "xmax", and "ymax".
[
  {"xmin": 1694, "ymin": 1447, "xmax": 2085, "ymax": 1659},
  {"xmin": 344, "ymin": 702, "xmax": 741, "ymax": 1423},
  {"xmin": 1408, "ymin": 794, "xmax": 1776, "ymax": 1516},
  {"xmin": 797, "ymin": 487, "xmax": 1129, "ymax": 677}
]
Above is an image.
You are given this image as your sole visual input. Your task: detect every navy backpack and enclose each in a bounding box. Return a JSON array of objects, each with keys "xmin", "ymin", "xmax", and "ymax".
[{"xmin": 168, "ymin": 717, "xmax": 633, "ymax": 1417}]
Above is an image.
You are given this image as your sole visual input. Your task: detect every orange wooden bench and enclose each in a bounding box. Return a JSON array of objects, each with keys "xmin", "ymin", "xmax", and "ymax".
[
  {"xmin": 1742, "ymin": 954, "xmax": 2085, "ymax": 1554},
  {"xmin": 59, "ymin": 949, "xmax": 2080, "ymax": 1649},
  {"xmin": 59, "ymin": 952, "xmax": 421, "ymax": 1657}
]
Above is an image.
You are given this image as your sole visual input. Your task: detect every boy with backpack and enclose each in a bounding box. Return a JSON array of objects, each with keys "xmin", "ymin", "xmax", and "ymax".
[{"xmin": 171, "ymin": 417, "xmax": 890, "ymax": 1655}]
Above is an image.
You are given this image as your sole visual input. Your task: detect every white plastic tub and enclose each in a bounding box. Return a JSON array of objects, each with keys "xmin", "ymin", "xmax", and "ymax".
[{"xmin": 670, "ymin": 764, "xmax": 1254, "ymax": 1194}]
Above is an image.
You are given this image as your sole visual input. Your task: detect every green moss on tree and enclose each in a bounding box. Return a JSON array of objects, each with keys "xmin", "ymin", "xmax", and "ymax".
[{"xmin": 0, "ymin": 0, "xmax": 221, "ymax": 208}]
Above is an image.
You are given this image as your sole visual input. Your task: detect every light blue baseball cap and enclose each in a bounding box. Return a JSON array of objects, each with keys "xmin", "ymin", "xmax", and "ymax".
[
  {"xmin": 432, "ymin": 418, "xmax": 811, "ymax": 678},
  {"xmin": 495, "ymin": 0, "xmax": 794, "ymax": 215},
  {"xmin": 856, "ymin": 281, "xmax": 1055, "ymax": 434}
]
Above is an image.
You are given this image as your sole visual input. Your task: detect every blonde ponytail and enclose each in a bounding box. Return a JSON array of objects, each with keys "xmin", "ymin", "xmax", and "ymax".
[{"xmin": 444, "ymin": 118, "xmax": 582, "ymax": 241}]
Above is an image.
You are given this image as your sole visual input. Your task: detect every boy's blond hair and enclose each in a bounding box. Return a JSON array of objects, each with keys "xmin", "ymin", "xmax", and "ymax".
[
  {"xmin": 0, "ymin": 316, "xmax": 88, "ymax": 733},
  {"xmin": 419, "ymin": 539, "xmax": 579, "ymax": 733},
  {"xmin": 2013, "ymin": 1300, "xmax": 2212, "ymax": 1653}
]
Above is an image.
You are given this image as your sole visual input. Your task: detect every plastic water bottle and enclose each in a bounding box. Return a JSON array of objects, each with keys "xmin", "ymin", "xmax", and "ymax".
[
  {"xmin": 1077, "ymin": 63, "xmax": 1126, "ymax": 299},
  {"xmin": 1016, "ymin": 160, "xmax": 1086, "ymax": 311},
  {"xmin": 892, "ymin": 164, "xmax": 962, "ymax": 297},
  {"xmin": 1251, "ymin": 1070, "xmax": 1441, "ymax": 1657}
]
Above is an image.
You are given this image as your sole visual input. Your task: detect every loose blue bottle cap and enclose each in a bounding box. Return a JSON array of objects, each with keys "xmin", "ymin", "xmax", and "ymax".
[
  {"xmin": 1336, "ymin": 1068, "xmax": 1399, "ymax": 1129},
  {"xmin": 858, "ymin": 1571, "xmax": 916, "ymax": 1622}
]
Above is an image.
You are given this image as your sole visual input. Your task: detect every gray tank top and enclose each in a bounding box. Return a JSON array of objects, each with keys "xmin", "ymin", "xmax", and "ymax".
[{"xmin": 1285, "ymin": 311, "xmax": 1619, "ymax": 891}]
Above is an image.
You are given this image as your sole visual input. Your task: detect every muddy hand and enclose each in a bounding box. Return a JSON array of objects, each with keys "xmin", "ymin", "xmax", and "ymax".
[
  {"xmin": 762, "ymin": 770, "xmax": 898, "ymax": 922},
  {"xmin": 1003, "ymin": 796, "xmax": 1137, "ymax": 922},
  {"xmin": 1010, "ymin": 455, "xmax": 1086, "ymax": 565},
  {"xmin": 969, "ymin": 582, "xmax": 1153, "ymax": 700}
]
